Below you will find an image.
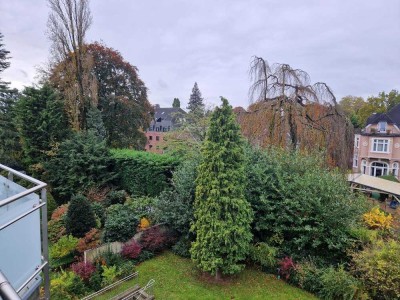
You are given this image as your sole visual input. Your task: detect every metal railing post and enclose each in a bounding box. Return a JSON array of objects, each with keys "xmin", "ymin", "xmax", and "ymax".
[
  {"xmin": 0, "ymin": 270, "xmax": 21, "ymax": 300},
  {"xmin": 41, "ymin": 188, "xmax": 50, "ymax": 300}
]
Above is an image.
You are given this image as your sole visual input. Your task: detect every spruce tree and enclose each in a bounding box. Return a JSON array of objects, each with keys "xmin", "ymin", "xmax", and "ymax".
[
  {"xmin": 187, "ymin": 82, "xmax": 204, "ymax": 114},
  {"xmin": 65, "ymin": 194, "xmax": 97, "ymax": 238},
  {"xmin": 190, "ymin": 97, "xmax": 253, "ymax": 279}
]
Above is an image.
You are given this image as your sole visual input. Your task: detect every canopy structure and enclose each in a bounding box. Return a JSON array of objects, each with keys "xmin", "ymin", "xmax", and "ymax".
[{"xmin": 348, "ymin": 173, "xmax": 400, "ymax": 203}]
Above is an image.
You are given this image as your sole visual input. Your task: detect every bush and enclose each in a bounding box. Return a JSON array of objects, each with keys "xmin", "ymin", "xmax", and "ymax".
[
  {"xmin": 319, "ymin": 265, "xmax": 362, "ymax": 300},
  {"xmin": 76, "ymin": 228, "xmax": 101, "ymax": 253},
  {"xmin": 101, "ymin": 265, "xmax": 121, "ymax": 287},
  {"xmin": 71, "ymin": 261, "xmax": 96, "ymax": 282},
  {"xmin": 245, "ymin": 146, "xmax": 369, "ymax": 262},
  {"xmin": 104, "ymin": 190, "xmax": 127, "ymax": 207},
  {"xmin": 45, "ymin": 131, "xmax": 116, "ymax": 203},
  {"xmin": 136, "ymin": 250, "xmax": 155, "ymax": 263},
  {"xmin": 249, "ymin": 242, "xmax": 278, "ymax": 272},
  {"xmin": 47, "ymin": 192, "xmax": 58, "ymax": 220},
  {"xmin": 50, "ymin": 270, "xmax": 86, "ymax": 300},
  {"xmin": 293, "ymin": 260, "xmax": 325, "ymax": 294},
  {"xmin": 65, "ymin": 194, "xmax": 97, "ymax": 238},
  {"xmin": 111, "ymin": 149, "xmax": 179, "ymax": 197},
  {"xmin": 118, "ymin": 260, "xmax": 136, "ymax": 277},
  {"xmin": 103, "ymin": 204, "xmax": 138, "ymax": 242},
  {"xmin": 91, "ymin": 202, "xmax": 106, "ymax": 227},
  {"xmin": 363, "ymin": 206, "xmax": 393, "ymax": 230},
  {"xmin": 351, "ymin": 239, "xmax": 400, "ymax": 299},
  {"xmin": 51, "ymin": 204, "xmax": 69, "ymax": 221},
  {"xmin": 121, "ymin": 239, "xmax": 142, "ymax": 259},
  {"xmin": 278, "ymin": 257, "xmax": 296, "ymax": 280},
  {"xmin": 140, "ymin": 226, "xmax": 175, "ymax": 253},
  {"xmin": 48, "ymin": 219, "xmax": 66, "ymax": 243},
  {"xmin": 50, "ymin": 235, "xmax": 78, "ymax": 259},
  {"xmin": 126, "ymin": 196, "xmax": 158, "ymax": 221},
  {"xmin": 171, "ymin": 235, "xmax": 192, "ymax": 258}
]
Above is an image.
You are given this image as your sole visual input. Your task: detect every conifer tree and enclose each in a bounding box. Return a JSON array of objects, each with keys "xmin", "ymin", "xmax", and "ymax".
[
  {"xmin": 187, "ymin": 82, "xmax": 204, "ymax": 115},
  {"xmin": 190, "ymin": 97, "xmax": 253, "ymax": 279},
  {"xmin": 172, "ymin": 97, "xmax": 180, "ymax": 108},
  {"xmin": 65, "ymin": 194, "xmax": 96, "ymax": 238},
  {"xmin": 0, "ymin": 33, "xmax": 21, "ymax": 167}
]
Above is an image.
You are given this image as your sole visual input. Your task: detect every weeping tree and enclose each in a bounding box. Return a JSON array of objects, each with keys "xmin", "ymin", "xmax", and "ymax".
[{"xmin": 239, "ymin": 56, "xmax": 353, "ymax": 169}]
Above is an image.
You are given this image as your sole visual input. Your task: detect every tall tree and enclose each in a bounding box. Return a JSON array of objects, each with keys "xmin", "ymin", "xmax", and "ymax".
[
  {"xmin": 47, "ymin": 0, "xmax": 93, "ymax": 131},
  {"xmin": 15, "ymin": 84, "xmax": 70, "ymax": 170},
  {"xmin": 172, "ymin": 97, "xmax": 180, "ymax": 108},
  {"xmin": 339, "ymin": 95, "xmax": 365, "ymax": 128},
  {"xmin": 190, "ymin": 97, "xmax": 253, "ymax": 279},
  {"xmin": 0, "ymin": 33, "xmax": 21, "ymax": 167},
  {"xmin": 187, "ymin": 82, "xmax": 205, "ymax": 115},
  {"xmin": 86, "ymin": 42, "xmax": 152, "ymax": 148},
  {"xmin": 246, "ymin": 56, "xmax": 353, "ymax": 169}
]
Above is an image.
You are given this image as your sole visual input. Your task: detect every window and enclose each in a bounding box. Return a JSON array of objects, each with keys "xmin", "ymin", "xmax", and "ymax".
[
  {"xmin": 353, "ymin": 154, "xmax": 358, "ymax": 167},
  {"xmin": 378, "ymin": 122, "xmax": 387, "ymax": 132},
  {"xmin": 355, "ymin": 136, "xmax": 360, "ymax": 148},
  {"xmin": 372, "ymin": 139, "xmax": 389, "ymax": 153},
  {"xmin": 361, "ymin": 160, "xmax": 367, "ymax": 174},
  {"xmin": 156, "ymin": 136, "xmax": 160, "ymax": 141},
  {"xmin": 393, "ymin": 162, "xmax": 399, "ymax": 177},
  {"xmin": 370, "ymin": 161, "xmax": 388, "ymax": 177},
  {"xmin": 149, "ymin": 136, "xmax": 153, "ymax": 140}
]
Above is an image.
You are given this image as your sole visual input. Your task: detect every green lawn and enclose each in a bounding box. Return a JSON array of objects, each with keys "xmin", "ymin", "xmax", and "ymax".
[{"xmin": 97, "ymin": 251, "xmax": 316, "ymax": 300}]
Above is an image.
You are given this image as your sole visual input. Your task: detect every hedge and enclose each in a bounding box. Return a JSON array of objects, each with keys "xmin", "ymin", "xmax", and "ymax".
[{"xmin": 111, "ymin": 149, "xmax": 180, "ymax": 197}]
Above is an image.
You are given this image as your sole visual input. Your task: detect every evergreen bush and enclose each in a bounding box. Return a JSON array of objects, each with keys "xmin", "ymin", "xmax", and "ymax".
[
  {"xmin": 65, "ymin": 194, "xmax": 97, "ymax": 238},
  {"xmin": 103, "ymin": 204, "xmax": 138, "ymax": 242}
]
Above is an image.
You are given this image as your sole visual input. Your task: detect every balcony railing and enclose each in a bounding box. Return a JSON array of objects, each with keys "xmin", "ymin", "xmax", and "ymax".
[{"xmin": 0, "ymin": 164, "xmax": 49, "ymax": 300}]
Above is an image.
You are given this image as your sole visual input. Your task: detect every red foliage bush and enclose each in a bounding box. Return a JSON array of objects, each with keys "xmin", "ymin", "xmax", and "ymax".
[
  {"xmin": 51, "ymin": 204, "xmax": 69, "ymax": 221},
  {"xmin": 139, "ymin": 226, "xmax": 175, "ymax": 253},
  {"xmin": 279, "ymin": 256, "xmax": 296, "ymax": 280},
  {"xmin": 71, "ymin": 261, "xmax": 96, "ymax": 281},
  {"xmin": 76, "ymin": 228, "xmax": 101, "ymax": 253},
  {"xmin": 121, "ymin": 239, "xmax": 142, "ymax": 259}
]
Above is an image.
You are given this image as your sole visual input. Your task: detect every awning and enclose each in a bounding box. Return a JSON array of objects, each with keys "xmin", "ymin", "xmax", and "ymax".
[{"xmin": 348, "ymin": 173, "xmax": 400, "ymax": 197}]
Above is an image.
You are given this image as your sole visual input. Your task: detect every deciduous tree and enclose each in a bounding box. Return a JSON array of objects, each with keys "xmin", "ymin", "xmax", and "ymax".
[{"xmin": 190, "ymin": 97, "xmax": 253, "ymax": 279}]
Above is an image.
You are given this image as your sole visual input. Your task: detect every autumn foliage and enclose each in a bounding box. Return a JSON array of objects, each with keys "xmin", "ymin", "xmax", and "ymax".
[
  {"xmin": 363, "ymin": 207, "xmax": 393, "ymax": 230},
  {"xmin": 76, "ymin": 228, "xmax": 101, "ymax": 253},
  {"xmin": 121, "ymin": 239, "xmax": 142, "ymax": 259}
]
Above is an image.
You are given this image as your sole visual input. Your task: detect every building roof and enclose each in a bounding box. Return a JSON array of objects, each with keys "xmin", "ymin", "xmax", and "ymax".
[
  {"xmin": 153, "ymin": 107, "xmax": 186, "ymax": 122},
  {"xmin": 366, "ymin": 103, "xmax": 400, "ymax": 126}
]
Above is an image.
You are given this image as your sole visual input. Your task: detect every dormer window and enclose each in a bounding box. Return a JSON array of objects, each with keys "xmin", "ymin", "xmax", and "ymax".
[{"xmin": 378, "ymin": 121, "xmax": 387, "ymax": 132}]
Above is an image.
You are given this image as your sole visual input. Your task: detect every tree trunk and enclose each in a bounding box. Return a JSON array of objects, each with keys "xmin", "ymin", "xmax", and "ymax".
[{"xmin": 215, "ymin": 268, "xmax": 221, "ymax": 281}]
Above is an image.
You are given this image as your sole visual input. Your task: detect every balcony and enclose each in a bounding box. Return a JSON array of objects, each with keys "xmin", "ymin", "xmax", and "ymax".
[{"xmin": 0, "ymin": 164, "xmax": 49, "ymax": 300}]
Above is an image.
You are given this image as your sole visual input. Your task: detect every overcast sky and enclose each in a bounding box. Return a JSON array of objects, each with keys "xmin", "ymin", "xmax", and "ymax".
[{"xmin": 1, "ymin": 0, "xmax": 399, "ymax": 109}]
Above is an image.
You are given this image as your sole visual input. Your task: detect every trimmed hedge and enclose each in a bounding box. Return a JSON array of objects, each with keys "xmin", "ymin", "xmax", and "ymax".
[{"xmin": 111, "ymin": 149, "xmax": 180, "ymax": 197}]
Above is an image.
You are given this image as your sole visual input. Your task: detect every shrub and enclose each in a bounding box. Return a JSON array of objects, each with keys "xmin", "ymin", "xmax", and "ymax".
[
  {"xmin": 319, "ymin": 265, "xmax": 362, "ymax": 300},
  {"xmin": 65, "ymin": 194, "xmax": 97, "ymax": 238},
  {"xmin": 99, "ymin": 250, "xmax": 125, "ymax": 269},
  {"xmin": 103, "ymin": 204, "xmax": 138, "ymax": 242},
  {"xmin": 71, "ymin": 261, "xmax": 96, "ymax": 282},
  {"xmin": 91, "ymin": 202, "xmax": 106, "ymax": 227},
  {"xmin": 45, "ymin": 131, "xmax": 116, "ymax": 202},
  {"xmin": 171, "ymin": 235, "xmax": 192, "ymax": 258},
  {"xmin": 121, "ymin": 239, "xmax": 142, "ymax": 259},
  {"xmin": 88, "ymin": 270, "xmax": 102, "ymax": 291},
  {"xmin": 118, "ymin": 260, "xmax": 136, "ymax": 277},
  {"xmin": 363, "ymin": 206, "xmax": 393, "ymax": 230},
  {"xmin": 245, "ymin": 146, "xmax": 369, "ymax": 262},
  {"xmin": 140, "ymin": 226, "xmax": 175, "ymax": 253},
  {"xmin": 48, "ymin": 219, "xmax": 66, "ymax": 243},
  {"xmin": 76, "ymin": 228, "xmax": 101, "ymax": 253},
  {"xmin": 126, "ymin": 196, "xmax": 158, "ymax": 221},
  {"xmin": 249, "ymin": 242, "xmax": 278, "ymax": 272},
  {"xmin": 104, "ymin": 190, "xmax": 127, "ymax": 207},
  {"xmin": 351, "ymin": 239, "xmax": 400, "ymax": 299},
  {"xmin": 50, "ymin": 235, "xmax": 78, "ymax": 259},
  {"xmin": 51, "ymin": 204, "xmax": 69, "ymax": 221},
  {"xmin": 50, "ymin": 270, "xmax": 86, "ymax": 300},
  {"xmin": 111, "ymin": 149, "xmax": 179, "ymax": 197},
  {"xmin": 136, "ymin": 250, "xmax": 155, "ymax": 263},
  {"xmin": 279, "ymin": 257, "xmax": 296, "ymax": 280},
  {"xmin": 47, "ymin": 192, "xmax": 58, "ymax": 220},
  {"xmin": 139, "ymin": 217, "xmax": 151, "ymax": 230},
  {"xmin": 293, "ymin": 260, "xmax": 324, "ymax": 294},
  {"xmin": 101, "ymin": 265, "xmax": 121, "ymax": 287}
]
